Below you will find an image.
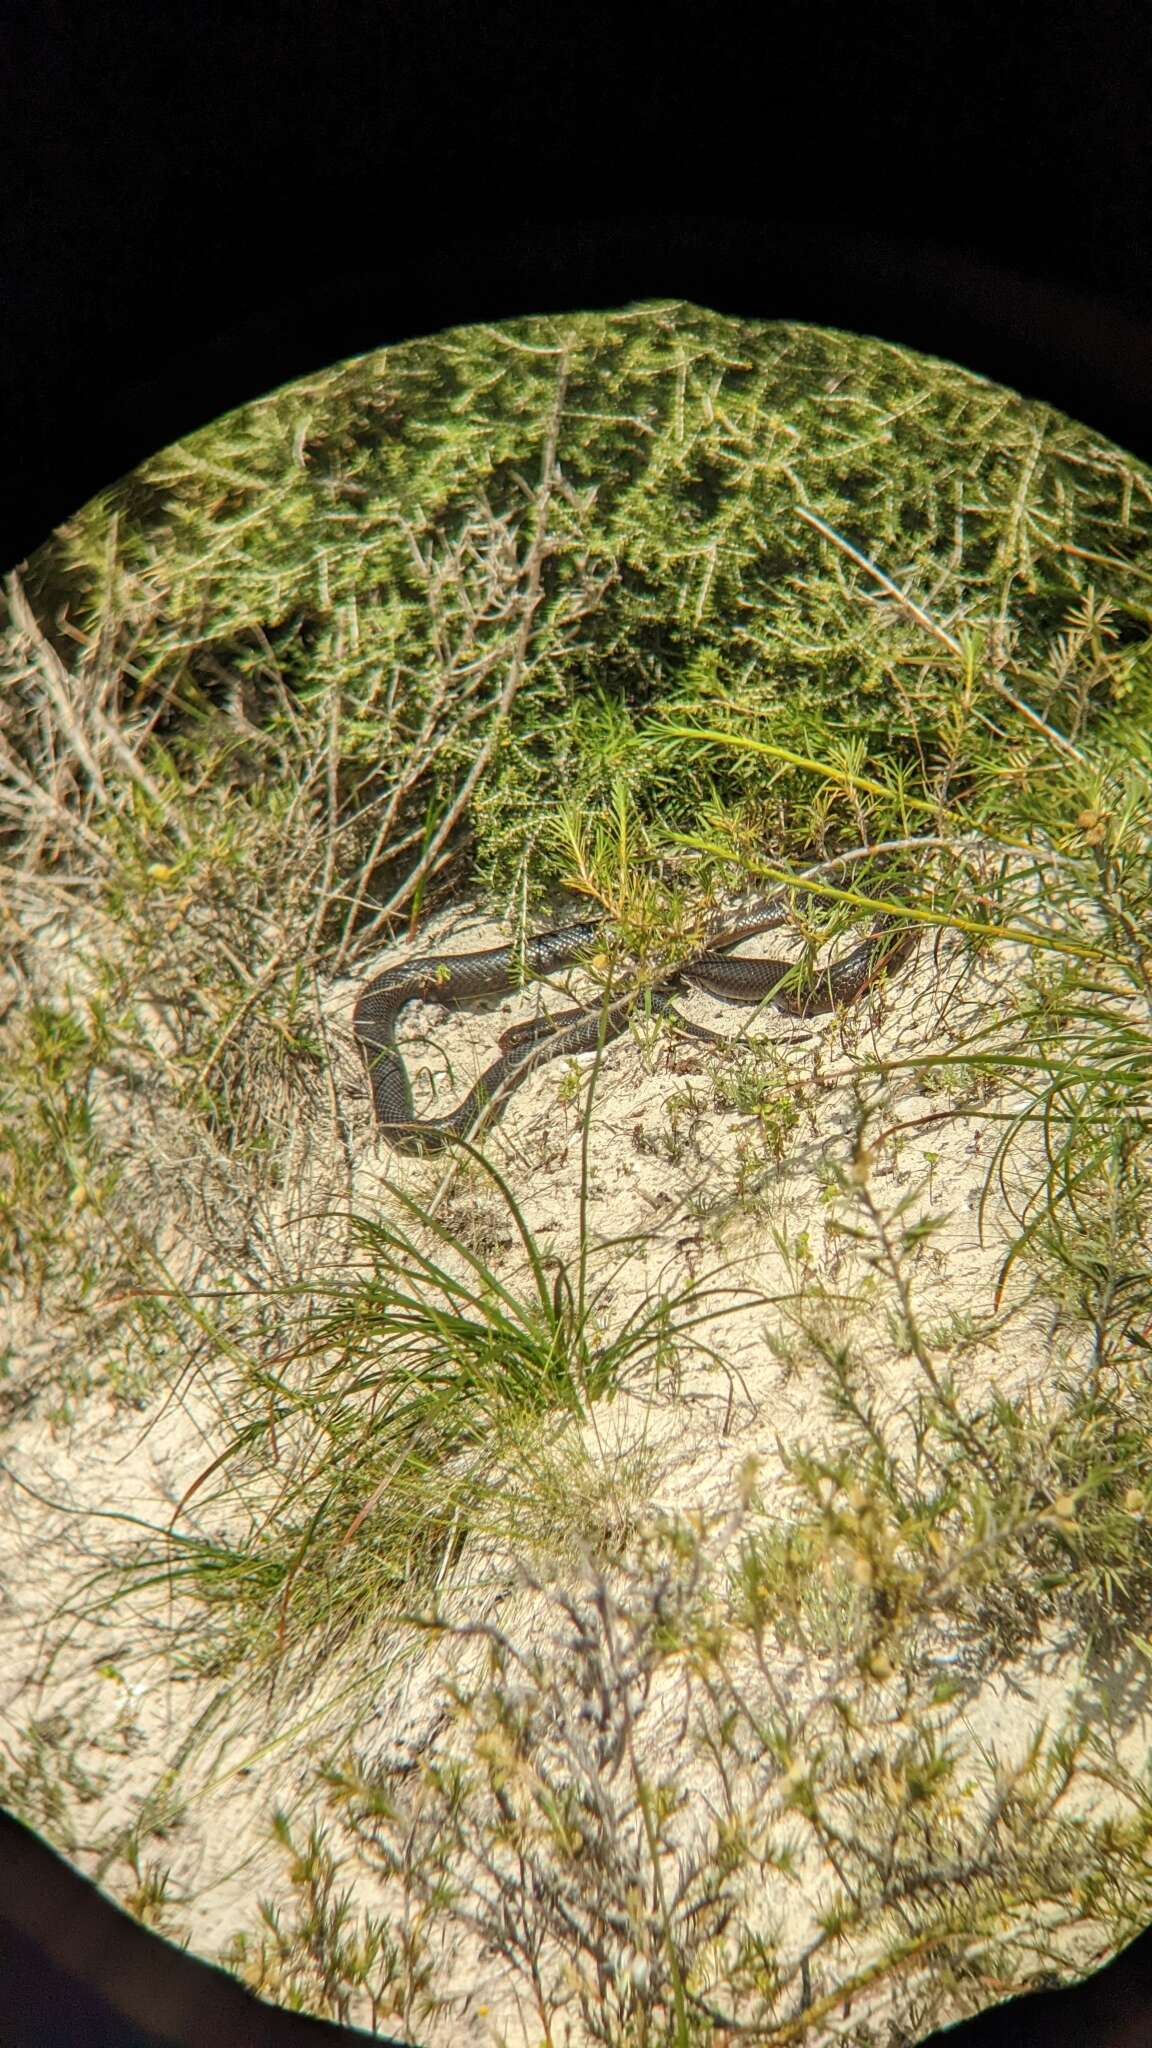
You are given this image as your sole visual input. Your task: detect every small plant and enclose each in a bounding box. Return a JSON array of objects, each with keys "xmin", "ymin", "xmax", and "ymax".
[
  {"xmin": 220, "ymin": 1811, "xmax": 445, "ymax": 2036},
  {"xmin": 62, "ymin": 1106, "xmax": 767, "ymax": 1685}
]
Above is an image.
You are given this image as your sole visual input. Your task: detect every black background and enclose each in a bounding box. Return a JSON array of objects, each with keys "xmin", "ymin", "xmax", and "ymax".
[
  {"xmin": 4, "ymin": 1, "xmax": 1152, "ymax": 572},
  {"xmin": 4, "ymin": 5, "xmax": 1152, "ymax": 2044}
]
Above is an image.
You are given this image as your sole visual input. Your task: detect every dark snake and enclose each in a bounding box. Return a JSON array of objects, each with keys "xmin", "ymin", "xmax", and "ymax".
[{"xmin": 353, "ymin": 899, "xmax": 919, "ymax": 1154}]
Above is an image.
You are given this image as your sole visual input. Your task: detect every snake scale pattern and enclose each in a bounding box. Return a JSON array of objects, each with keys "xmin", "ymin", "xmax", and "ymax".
[{"xmin": 352, "ymin": 900, "xmax": 918, "ymax": 1154}]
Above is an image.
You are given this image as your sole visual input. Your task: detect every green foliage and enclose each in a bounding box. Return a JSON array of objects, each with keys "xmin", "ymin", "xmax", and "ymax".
[
  {"xmin": 5, "ymin": 300, "xmax": 1152, "ymax": 2043},
  {"xmin": 19, "ymin": 302, "xmax": 1152, "ymax": 909}
]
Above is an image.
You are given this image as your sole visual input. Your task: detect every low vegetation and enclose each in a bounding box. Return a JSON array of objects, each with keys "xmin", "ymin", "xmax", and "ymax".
[{"xmin": 2, "ymin": 302, "xmax": 1151, "ymax": 2043}]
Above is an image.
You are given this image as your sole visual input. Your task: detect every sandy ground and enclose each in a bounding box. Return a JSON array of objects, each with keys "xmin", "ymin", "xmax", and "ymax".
[{"xmin": 3, "ymin": 899, "xmax": 1149, "ymax": 2043}]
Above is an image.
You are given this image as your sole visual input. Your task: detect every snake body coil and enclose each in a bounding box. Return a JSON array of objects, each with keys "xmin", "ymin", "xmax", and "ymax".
[{"xmin": 353, "ymin": 907, "xmax": 917, "ymax": 1154}]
